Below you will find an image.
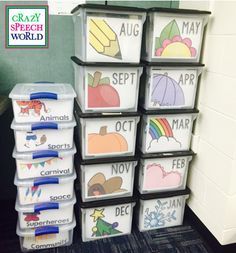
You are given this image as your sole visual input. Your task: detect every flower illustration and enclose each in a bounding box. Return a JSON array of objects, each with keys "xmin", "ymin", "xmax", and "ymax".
[{"xmin": 155, "ymin": 35, "xmax": 196, "ymax": 58}]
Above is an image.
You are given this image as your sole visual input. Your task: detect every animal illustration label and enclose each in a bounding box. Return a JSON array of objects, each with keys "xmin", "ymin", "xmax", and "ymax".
[
  {"xmin": 85, "ymin": 117, "xmax": 138, "ymax": 157},
  {"xmin": 15, "ymin": 129, "xmax": 73, "ymax": 152},
  {"xmin": 146, "ymin": 115, "xmax": 194, "ymax": 153},
  {"xmin": 141, "ymin": 157, "xmax": 191, "ymax": 192},
  {"xmin": 19, "ymin": 183, "xmax": 73, "ymax": 205},
  {"xmin": 142, "ymin": 196, "xmax": 187, "ymax": 230},
  {"xmin": 84, "ymin": 203, "xmax": 133, "ymax": 239},
  {"xmin": 23, "ymin": 231, "xmax": 69, "ymax": 250},
  {"xmin": 86, "ymin": 15, "xmax": 144, "ymax": 62},
  {"xmin": 21, "ymin": 205, "xmax": 72, "ymax": 228},
  {"xmin": 17, "ymin": 156, "xmax": 73, "ymax": 179},
  {"xmin": 85, "ymin": 67, "xmax": 141, "ymax": 111},
  {"xmin": 13, "ymin": 100, "xmax": 72, "ymax": 123},
  {"xmin": 83, "ymin": 161, "xmax": 136, "ymax": 200},
  {"xmin": 147, "ymin": 69, "xmax": 198, "ymax": 109},
  {"xmin": 152, "ymin": 15, "xmax": 203, "ymax": 59}
]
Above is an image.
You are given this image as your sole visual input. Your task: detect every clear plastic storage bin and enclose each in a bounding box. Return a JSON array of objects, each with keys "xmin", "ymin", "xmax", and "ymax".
[
  {"xmin": 75, "ymin": 102, "xmax": 140, "ymax": 159},
  {"xmin": 9, "ymin": 83, "xmax": 76, "ymax": 123},
  {"xmin": 140, "ymin": 63, "xmax": 204, "ymax": 110},
  {"xmin": 77, "ymin": 196, "xmax": 136, "ymax": 241},
  {"xmin": 139, "ymin": 109, "xmax": 198, "ymax": 154},
  {"xmin": 136, "ymin": 188, "xmax": 190, "ymax": 231},
  {"xmin": 142, "ymin": 8, "xmax": 211, "ymax": 62},
  {"xmin": 72, "ymin": 4, "xmax": 146, "ymax": 63},
  {"xmin": 16, "ymin": 195, "xmax": 76, "ymax": 229},
  {"xmin": 17, "ymin": 217, "xmax": 76, "ymax": 252},
  {"xmin": 76, "ymin": 156, "xmax": 137, "ymax": 202},
  {"xmin": 11, "ymin": 119, "xmax": 76, "ymax": 152},
  {"xmin": 14, "ymin": 172, "xmax": 76, "ymax": 205},
  {"xmin": 72, "ymin": 57, "xmax": 143, "ymax": 113},
  {"xmin": 138, "ymin": 151, "xmax": 194, "ymax": 194},
  {"xmin": 13, "ymin": 146, "xmax": 76, "ymax": 179}
]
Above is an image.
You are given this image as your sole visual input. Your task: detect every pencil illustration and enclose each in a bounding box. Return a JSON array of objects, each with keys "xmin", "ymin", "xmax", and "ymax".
[{"xmin": 89, "ymin": 19, "xmax": 122, "ymax": 60}]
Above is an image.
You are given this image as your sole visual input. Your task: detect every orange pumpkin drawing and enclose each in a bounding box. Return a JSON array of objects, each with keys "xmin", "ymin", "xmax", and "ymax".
[{"xmin": 88, "ymin": 126, "xmax": 128, "ymax": 154}]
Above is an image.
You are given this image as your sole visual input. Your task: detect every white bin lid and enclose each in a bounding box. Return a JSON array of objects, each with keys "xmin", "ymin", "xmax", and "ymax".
[
  {"xmin": 9, "ymin": 83, "xmax": 76, "ymax": 100},
  {"xmin": 15, "ymin": 193, "xmax": 76, "ymax": 213},
  {"xmin": 13, "ymin": 145, "xmax": 76, "ymax": 160},
  {"xmin": 11, "ymin": 118, "xmax": 76, "ymax": 131},
  {"xmin": 14, "ymin": 170, "xmax": 76, "ymax": 187},
  {"xmin": 16, "ymin": 216, "xmax": 76, "ymax": 237}
]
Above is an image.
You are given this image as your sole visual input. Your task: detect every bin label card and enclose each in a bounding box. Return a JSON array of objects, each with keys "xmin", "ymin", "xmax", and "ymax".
[
  {"xmin": 148, "ymin": 69, "xmax": 198, "ymax": 109},
  {"xmin": 87, "ymin": 15, "xmax": 143, "ymax": 62},
  {"xmin": 147, "ymin": 115, "xmax": 193, "ymax": 152},
  {"xmin": 84, "ymin": 161, "xmax": 135, "ymax": 200},
  {"xmin": 86, "ymin": 68, "xmax": 140, "ymax": 111},
  {"xmin": 143, "ymin": 196, "xmax": 185, "ymax": 230},
  {"xmin": 142, "ymin": 157, "xmax": 190, "ymax": 192},
  {"xmin": 85, "ymin": 118, "xmax": 137, "ymax": 156},
  {"xmin": 23, "ymin": 232, "xmax": 69, "ymax": 250},
  {"xmin": 6, "ymin": 5, "xmax": 49, "ymax": 48},
  {"xmin": 85, "ymin": 204, "xmax": 132, "ymax": 239},
  {"xmin": 151, "ymin": 15, "xmax": 203, "ymax": 59}
]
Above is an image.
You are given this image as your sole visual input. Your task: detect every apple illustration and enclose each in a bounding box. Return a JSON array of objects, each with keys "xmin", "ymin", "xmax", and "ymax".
[{"xmin": 88, "ymin": 71, "xmax": 120, "ymax": 108}]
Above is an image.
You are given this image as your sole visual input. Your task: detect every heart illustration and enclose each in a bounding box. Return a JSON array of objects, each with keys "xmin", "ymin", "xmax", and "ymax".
[{"xmin": 144, "ymin": 163, "xmax": 181, "ymax": 190}]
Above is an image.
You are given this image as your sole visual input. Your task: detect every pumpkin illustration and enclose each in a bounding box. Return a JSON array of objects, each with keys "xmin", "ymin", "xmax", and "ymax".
[
  {"xmin": 88, "ymin": 126, "xmax": 128, "ymax": 154},
  {"xmin": 151, "ymin": 73, "xmax": 185, "ymax": 107}
]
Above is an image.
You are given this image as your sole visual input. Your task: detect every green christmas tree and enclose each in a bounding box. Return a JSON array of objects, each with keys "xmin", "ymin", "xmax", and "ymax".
[{"xmin": 90, "ymin": 208, "xmax": 122, "ymax": 237}]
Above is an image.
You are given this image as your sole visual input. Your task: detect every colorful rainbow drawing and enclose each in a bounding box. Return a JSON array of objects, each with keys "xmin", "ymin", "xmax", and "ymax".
[{"xmin": 149, "ymin": 118, "xmax": 173, "ymax": 140}]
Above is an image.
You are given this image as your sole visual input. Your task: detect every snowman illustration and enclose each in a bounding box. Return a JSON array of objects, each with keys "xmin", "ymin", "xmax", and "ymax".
[{"xmin": 24, "ymin": 132, "xmax": 47, "ymax": 148}]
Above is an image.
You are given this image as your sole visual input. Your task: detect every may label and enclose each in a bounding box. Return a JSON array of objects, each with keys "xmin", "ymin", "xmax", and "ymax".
[
  {"xmin": 6, "ymin": 5, "xmax": 49, "ymax": 48},
  {"xmin": 152, "ymin": 14, "xmax": 203, "ymax": 59}
]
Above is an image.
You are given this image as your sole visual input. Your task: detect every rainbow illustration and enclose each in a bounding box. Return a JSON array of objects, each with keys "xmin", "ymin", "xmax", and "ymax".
[{"xmin": 149, "ymin": 118, "xmax": 173, "ymax": 140}]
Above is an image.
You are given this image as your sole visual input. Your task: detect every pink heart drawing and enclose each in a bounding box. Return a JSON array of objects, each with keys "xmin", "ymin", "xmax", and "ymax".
[{"xmin": 144, "ymin": 163, "xmax": 181, "ymax": 190}]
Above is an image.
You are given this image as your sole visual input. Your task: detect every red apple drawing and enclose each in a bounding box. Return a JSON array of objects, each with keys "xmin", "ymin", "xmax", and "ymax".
[{"xmin": 88, "ymin": 71, "xmax": 120, "ymax": 108}]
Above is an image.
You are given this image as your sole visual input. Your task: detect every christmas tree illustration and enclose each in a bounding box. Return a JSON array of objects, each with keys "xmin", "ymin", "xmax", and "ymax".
[{"xmin": 90, "ymin": 208, "xmax": 122, "ymax": 237}]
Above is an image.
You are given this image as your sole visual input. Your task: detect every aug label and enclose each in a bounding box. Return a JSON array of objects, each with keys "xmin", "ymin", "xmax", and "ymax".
[
  {"xmin": 86, "ymin": 15, "xmax": 144, "ymax": 62},
  {"xmin": 151, "ymin": 15, "xmax": 204, "ymax": 59}
]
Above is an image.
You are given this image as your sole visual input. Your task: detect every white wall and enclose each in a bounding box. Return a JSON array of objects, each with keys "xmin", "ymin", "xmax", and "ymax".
[{"xmin": 180, "ymin": 0, "xmax": 236, "ymax": 245}]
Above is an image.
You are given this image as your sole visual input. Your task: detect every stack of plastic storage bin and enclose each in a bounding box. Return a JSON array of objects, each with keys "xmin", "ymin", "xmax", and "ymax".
[
  {"xmin": 9, "ymin": 83, "xmax": 77, "ymax": 251},
  {"xmin": 136, "ymin": 8, "xmax": 210, "ymax": 232},
  {"xmin": 71, "ymin": 4, "xmax": 146, "ymax": 241}
]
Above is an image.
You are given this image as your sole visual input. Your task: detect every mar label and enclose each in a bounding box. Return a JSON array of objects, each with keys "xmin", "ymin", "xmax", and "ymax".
[{"xmin": 6, "ymin": 5, "xmax": 49, "ymax": 48}]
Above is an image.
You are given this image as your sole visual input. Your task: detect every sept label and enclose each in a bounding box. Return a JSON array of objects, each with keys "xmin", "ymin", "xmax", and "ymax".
[
  {"xmin": 151, "ymin": 14, "xmax": 204, "ymax": 59},
  {"xmin": 86, "ymin": 15, "xmax": 144, "ymax": 62},
  {"xmin": 85, "ymin": 67, "xmax": 140, "ymax": 111}
]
